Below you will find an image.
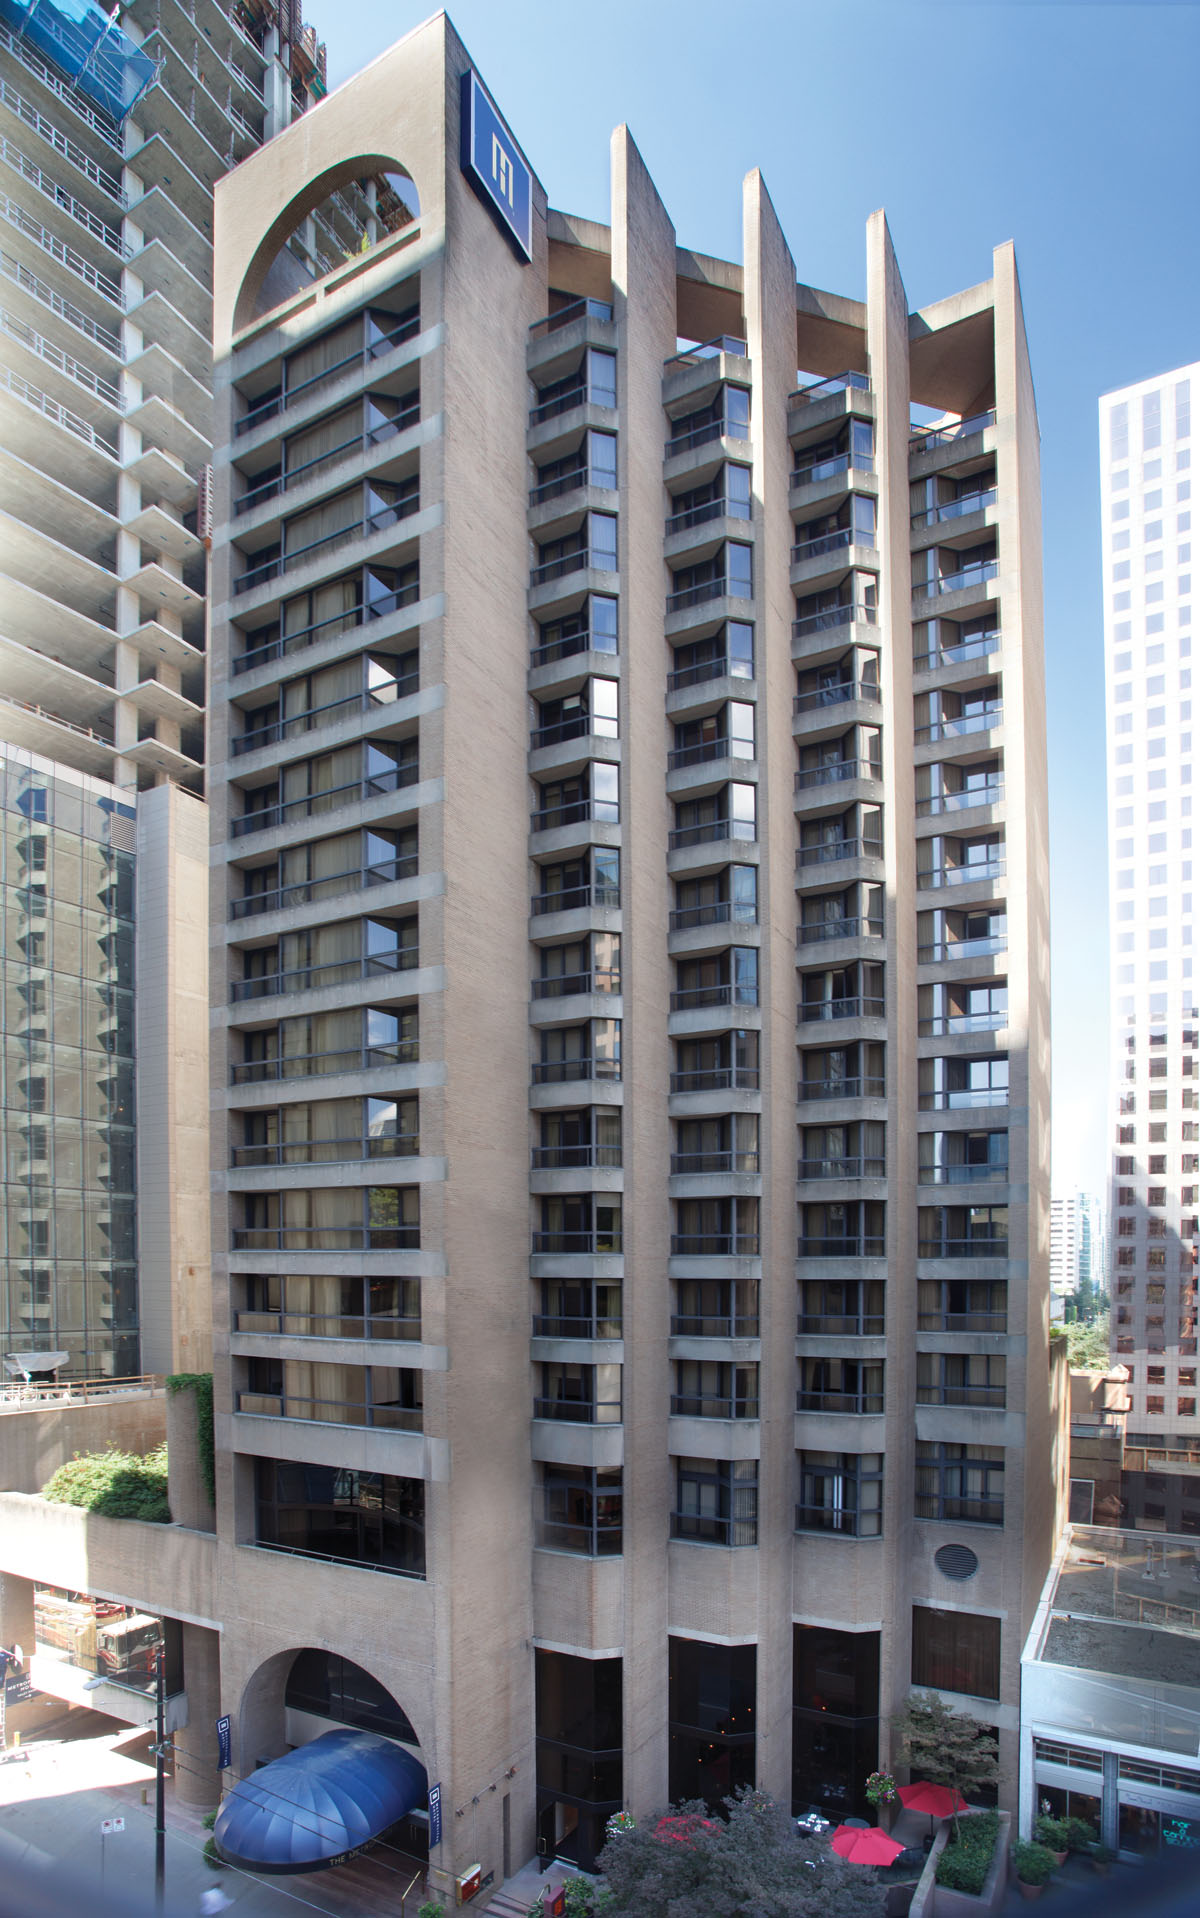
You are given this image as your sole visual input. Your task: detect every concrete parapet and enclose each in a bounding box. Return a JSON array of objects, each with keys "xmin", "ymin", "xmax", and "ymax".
[{"xmin": 0, "ymin": 1392, "xmax": 167, "ymax": 1495}]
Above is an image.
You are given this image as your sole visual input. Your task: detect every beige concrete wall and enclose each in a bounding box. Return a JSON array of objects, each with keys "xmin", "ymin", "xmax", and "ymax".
[{"xmin": 0, "ymin": 1394, "xmax": 167, "ymax": 1495}]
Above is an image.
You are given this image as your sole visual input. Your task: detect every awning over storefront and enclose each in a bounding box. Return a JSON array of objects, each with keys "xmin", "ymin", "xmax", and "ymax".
[{"xmin": 213, "ymin": 1727, "xmax": 426, "ymax": 1874}]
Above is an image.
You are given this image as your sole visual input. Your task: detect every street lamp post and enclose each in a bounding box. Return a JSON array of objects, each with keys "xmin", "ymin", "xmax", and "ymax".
[{"xmin": 153, "ymin": 1644, "xmax": 166, "ymax": 1910}]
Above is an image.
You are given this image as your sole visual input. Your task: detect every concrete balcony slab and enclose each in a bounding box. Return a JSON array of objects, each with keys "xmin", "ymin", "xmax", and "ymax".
[
  {"xmin": 124, "ymin": 501, "xmax": 203, "ymax": 563},
  {"xmin": 124, "ymin": 444, "xmax": 196, "ymax": 510}
]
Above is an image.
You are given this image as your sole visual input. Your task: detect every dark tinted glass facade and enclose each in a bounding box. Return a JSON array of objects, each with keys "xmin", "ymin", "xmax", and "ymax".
[
  {"xmin": 668, "ymin": 1637, "xmax": 756, "ymax": 1811},
  {"xmin": 1, "ymin": 754, "xmax": 137, "ymax": 1377},
  {"xmin": 254, "ymin": 1459, "xmax": 425, "ymax": 1576},
  {"xmin": 791, "ymin": 1625, "xmax": 879, "ymax": 1820},
  {"xmin": 536, "ymin": 1650, "xmax": 622, "ymax": 1872}
]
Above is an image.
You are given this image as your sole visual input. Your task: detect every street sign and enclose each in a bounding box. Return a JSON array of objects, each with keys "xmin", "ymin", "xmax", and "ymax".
[
  {"xmin": 428, "ymin": 1780, "xmax": 442, "ymax": 1848},
  {"xmin": 216, "ymin": 1714, "xmax": 231, "ymax": 1771},
  {"xmin": 100, "ymin": 1818, "xmax": 125, "ymax": 1835}
]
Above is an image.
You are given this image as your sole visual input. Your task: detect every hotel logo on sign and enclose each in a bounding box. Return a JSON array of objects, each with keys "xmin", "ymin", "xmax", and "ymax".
[{"xmin": 460, "ymin": 69, "xmax": 532, "ymax": 260}]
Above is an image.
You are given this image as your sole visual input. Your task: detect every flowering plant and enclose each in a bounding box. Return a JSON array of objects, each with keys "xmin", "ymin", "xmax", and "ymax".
[
  {"xmin": 605, "ymin": 1810, "xmax": 636, "ymax": 1837},
  {"xmin": 865, "ymin": 1771, "xmax": 897, "ymax": 1806}
]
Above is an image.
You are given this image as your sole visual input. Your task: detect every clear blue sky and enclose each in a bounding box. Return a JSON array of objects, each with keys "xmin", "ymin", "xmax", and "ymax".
[{"xmin": 303, "ymin": 0, "xmax": 1200, "ymax": 1199}]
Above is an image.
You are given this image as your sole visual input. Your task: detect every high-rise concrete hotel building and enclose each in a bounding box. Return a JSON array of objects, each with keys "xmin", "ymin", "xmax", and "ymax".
[
  {"xmin": 1103, "ymin": 363, "xmax": 1200, "ymax": 1441},
  {"xmin": 204, "ymin": 11, "xmax": 1055, "ymax": 1885}
]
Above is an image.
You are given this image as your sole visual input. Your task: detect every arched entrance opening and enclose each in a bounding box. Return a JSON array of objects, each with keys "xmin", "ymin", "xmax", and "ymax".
[
  {"xmin": 221, "ymin": 1648, "xmax": 429, "ymax": 1873},
  {"xmin": 234, "ymin": 158, "xmax": 420, "ymax": 329}
]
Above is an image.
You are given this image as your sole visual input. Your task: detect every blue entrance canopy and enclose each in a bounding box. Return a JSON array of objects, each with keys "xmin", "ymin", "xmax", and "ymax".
[{"xmin": 213, "ymin": 1727, "xmax": 427, "ymax": 1874}]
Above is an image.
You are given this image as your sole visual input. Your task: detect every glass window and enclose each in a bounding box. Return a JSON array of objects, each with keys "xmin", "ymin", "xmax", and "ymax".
[
  {"xmin": 727, "ymin": 542, "xmax": 753, "ymax": 598},
  {"xmin": 911, "ymin": 1605, "xmax": 1001, "ymax": 1699}
]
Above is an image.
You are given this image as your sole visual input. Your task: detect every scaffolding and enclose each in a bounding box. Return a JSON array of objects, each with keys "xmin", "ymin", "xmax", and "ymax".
[{"xmin": 0, "ymin": 0, "xmax": 159, "ymax": 126}]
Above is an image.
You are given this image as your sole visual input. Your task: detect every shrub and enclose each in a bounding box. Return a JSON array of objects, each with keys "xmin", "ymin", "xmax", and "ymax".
[
  {"xmin": 1033, "ymin": 1814, "xmax": 1072, "ymax": 1852},
  {"xmin": 1067, "ymin": 1816, "xmax": 1099, "ymax": 1852},
  {"xmin": 935, "ymin": 1810, "xmax": 1000, "ymax": 1895},
  {"xmin": 1013, "ymin": 1841, "xmax": 1056, "ymax": 1887},
  {"xmin": 418, "ymin": 1903, "xmax": 446, "ymax": 1918},
  {"xmin": 41, "ymin": 1443, "xmax": 170, "ymax": 1522}
]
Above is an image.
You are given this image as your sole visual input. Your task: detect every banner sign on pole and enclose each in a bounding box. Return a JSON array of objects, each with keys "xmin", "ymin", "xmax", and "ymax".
[
  {"xmin": 216, "ymin": 1714, "xmax": 231, "ymax": 1771},
  {"xmin": 428, "ymin": 1780, "xmax": 442, "ymax": 1848}
]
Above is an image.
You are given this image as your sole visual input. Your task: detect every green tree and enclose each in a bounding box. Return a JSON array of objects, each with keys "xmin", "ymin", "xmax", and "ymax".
[
  {"xmin": 594, "ymin": 1788, "xmax": 886, "ymax": 1918},
  {"xmin": 892, "ymin": 1692, "xmax": 1001, "ymax": 1833},
  {"xmin": 1065, "ymin": 1311, "xmax": 1111, "ymax": 1371}
]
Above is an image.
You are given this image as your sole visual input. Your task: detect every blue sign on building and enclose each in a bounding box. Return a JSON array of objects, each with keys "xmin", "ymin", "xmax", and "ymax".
[
  {"xmin": 428, "ymin": 1780, "xmax": 442, "ymax": 1848},
  {"xmin": 216, "ymin": 1714, "xmax": 231, "ymax": 1771},
  {"xmin": 460, "ymin": 69, "xmax": 532, "ymax": 261}
]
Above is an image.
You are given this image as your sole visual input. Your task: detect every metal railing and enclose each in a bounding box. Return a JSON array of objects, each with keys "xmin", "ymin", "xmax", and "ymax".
[
  {"xmin": 667, "ymin": 654, "xmax": 746, "ymax": 691},
  {"xmin": 231, "ymin": 854, "xmax": 416, "ymax": 919},
  {"xmin": 669, "ymin": 901, "xmax": 752, "ymax": 931},
  {"xmin": 797, "ymin": 1158, "xmax": 886, "ymax": 1181},
  {"xmin": 670, "ymin": 980, "xmax": 760, "ymax": 1011},
  {"xmin": 231, "ymin": 946, "xmax": 417, "ymax": 1003},
  {"xmin": 531, "ymin": 544, "xmax": 614, "ymax": 587},
  {"xmin": 0, "ymin": 1371, "xmax": 162, "ymax": 1409},
  {"xmin": 666, "ymin": 406, "xmax": 751, "ymax": 455},
  {"xmin": 670, "ymin": 1233, "xmax": 760, "ymax": 1256},
  {"xmin": 795, "ymin": 1504, "xmax": 876, "ymax": 1536},
  {"xmin": 232, "ymin": 762, "xmax": 418, "ymax": 836},
  {"xmin": 235, "ymin": 1308, "xmax": 420, "ymax": 1339},
  {"xmin": 670, "ymin": 1312, "xmax": 759, "ymax": 1337},
  {"xmin": 235, "ymin": 410, "xmax": 418, "ymax": 515},
  {"xmin": 237, "ymin": 1391, "xmax": 421, "ymax": 1430},
  {"xmin": 792, "ymin": 526, "xmax": 855, "ymax": 564},
  {"xmin": 666, "ymin": 495, "xmax": 750, "ymax": 534},
  {"xmin": 919, "ymin": 935, "xmax": 1006, "ymax": 962},
  {"xmin": 532, "ymin": 1311, "xmax": 622, "ymax": 1338},
  {"xmin": 0, "ymin": 193, "xmax": 122, "ymax": 302},
  {"xmin": 668, "ymin": 819, "xmax": 755, "ymax": 850},
  {"xmin": 793, "ymin": 450, "xmax": 875, "ymax": 489},
  {"xmin": 0, "ymin": 244, "xmax": 120, "ymax": 352},
  {"xmin": 670, "ymin": 1393, "xmax": 758, "ymax": 1419},
  {"xmin": 531, "ymin": 713, "xmax": 618, "ymax": 749},
  {"xmin": 1, "ymin": 362, "xmax": 118, "ymax": 457},
  {"xmin": 919, "ymin": 858, "xmax": 1006, "ymax": 889},
  {"xmin": 665, "ymin": 336, "xmax": 747, "ymax": 368},
  {"xmin": 0, "ymin": 135, "xmax": 126, "ymax": 253},
  {"xmin": 0, "ymin": 79, "xmax": 124, "ymax": 200},
  {"xmin": 792, "ymin": 603, "xmax": 877, "ymax": 639},
  {"xmin": 915, "ymin": 628, "xmax": 1000, "ymax": 670},
  {"xmin": 797, "ymin": 1388, "xmax": 884, "ymax": 1415},
  {"xmin": 795, "ymin": 759, "xmax": 881, "ymax": 791},
  {"xmin": 918, "ymin": 1012, "xmax": 1007, "ymax": 1036},
  {"xmin": 794, "ymin": 682, "xmax": 879, "ymax": 714},
  {"xmin": 910, "ymin": 410, "xmax": 995, "ymax": 451},
  {"xmin": 799, "ymin": 1076, "xmax": 886, "ymax": 1101},
  {"xmin": 671, "ymin": 1151, "xmax": 759, "ymax": 1174},
  {"xmin": 531, "ymin": 1058, "xmax": 620, "ymax": 1085},
  {"xmin": 531, "ymin": 882, "xmax": 620, "ymax": 915},
  {"xmin": 532, "ymin": 969, "xmax": 620, "ymax": 999},
  {"xmin": 530, "ymin": 798, "xmax": 619, "ymax": 833},
  {"xmin": 530, "ymin": 625, "xmax": 617, "ymax": 668},
  {"xmin": 0, "ymin": 694, "xmax": 113, "ymax": 750},
  {"xmin": 798, "ymin": 1235, "xmax": 885, "ymax": 1258},
  {"xmin": 919, "ymin": 1163, "xmax": 1009, "ymax": 1184},
  {"xmin": 668, "ymin": 737, "xmax": 751, "ymax": 770},
  {"xmin": 233, "ymin": 1224, "xmax": 419, "ymax": 1251},
  {"xmin": 529, "ymin": 298, "xmax": 613, "ymax": 337},
  {"xmin": 236, "ymin": 315, "xmax": 420, "ymax": 435},
  {"xmin": 918, "ymin": 1236, "xmax": 1009, "ymax": 1258},
  {"xmin": 797, "ymin": 1312, "xmax": 884, "ymax": 1336},
  {"xmin": 533, "ymin": 1394, "xmax": 622, "ymax": 1423},
  {"xmin": 918, "ymin": 1311, "xmax": 1006, "ymax": 1333},
  {"xmin": 797, "ymin": 996, "xmax": 885, "ymax": 1023},
  {"xmin": 914, "ymin": 559, "xmax": 998, "ymax": 601},
  {"xmin": 1, "ymin": 304, "xmax": 122, "ymax": 406},
  {"xmin": 530, "ymin": 465, "xmax": 588, "ymax": 505},
  {"xmin": 670, "ymin": 1066, "xmax": 759, "ymax": 1093},
  {"xmin": 797, "ymin": 915, "xmax": 884, "ymax": 945},
  {"xmin": 796, "ymin": 837, "xmax": 883, "ymax": 868},
  {"xmin": 791, "ymin": 370, "xmax": 870, "ymax": 403},
  {"xmin": 234, "ymin": 674, "xmax": 417, "ymax": 754},
  {"xmin": 233, "ymin": 1134, "xmax": 418, "ymax": 1167},
  {"xmin": 912, "ymin": 488, "xmax": 997, "ymax": 528},
  {"xmin": 251, "ymin": 1537, "xmax": 423, "ymax": 1579},
  {"xmin": 917, "ymin": 783, "xmax": 1004, "ymax": 817},
  {"xmin": 531, "ymin": 1144, "xmax": 622, "ymax": 1169},
  {"xmin": 231, "ymin": 1040, "xmax": 417, "ymax": 1084},
  {"xmin": 915, "ymin": 706, "xmax": 1002, "ymax": 743},
  {"xmin": 917, "ymin": 1384, "xmax": 1006, "ymax": 1407},
  {"xmin": 234, "ymin": 584, "xmax": 419, "ymax": 675},
  {"xmin": 234, "ymin": 497, "xmax": 420, "ymax": 595},
  {"xmin": 0, "ymin": 26, "xmax": 123, "ymax": 150}
]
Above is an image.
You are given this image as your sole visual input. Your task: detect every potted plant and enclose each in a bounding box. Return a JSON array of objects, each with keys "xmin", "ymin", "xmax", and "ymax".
[
  {"xmin": 1066, "ymin": 1816, "xmax": 1098, "ymax": 1854},
  {"xmin": 1033, "ymin": 1814, "xmax": 1072, "ymax": 1865},
  {"xmin": 865, "ymin": 1770, "xmax": 897, "ymax": 1829},
  {"xmin": 1013, "ymin": 1840, "xmax": 1056, "ymax": 1900},
  {"xmin": 1091, "ymin": 1843, "xmax": 1117, "ymax": 1876}
]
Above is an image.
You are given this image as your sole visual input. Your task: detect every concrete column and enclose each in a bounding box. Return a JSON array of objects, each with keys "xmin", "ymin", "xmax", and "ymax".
[
  {"xmin": 167, "ymin": 1385, "xmax": 216, "ymax": 1532},
  {"xmin": 865, "ymin": 208, "xmax": 918, "ymax": 1766},
  {"xmin": 1101, "ymin": 1750, "xmax": 1120, "ymax": 1852},
  {"xmin": 611, "ymin": 122, "xmax": 676, "ymax": 1816},
  {"xmin": 174, "ymin": 1625, "xmax": 221, "ymax": 1809},
  {"xmin": 0, "ymin": 1573, "xmax": 34, "ymax": 1653},
  {"xmin": 742, "ymin": 166, "xmax": 800, "ymax": 1804}
]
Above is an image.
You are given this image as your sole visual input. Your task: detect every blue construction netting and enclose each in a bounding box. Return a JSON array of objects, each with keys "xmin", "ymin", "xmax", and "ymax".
[{"xmin": 0, "ymin": 0, "xmax": 158, "ymax": 125}]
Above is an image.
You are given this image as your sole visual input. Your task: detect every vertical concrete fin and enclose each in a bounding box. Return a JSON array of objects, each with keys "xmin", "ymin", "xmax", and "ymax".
[
  {"xmin": 741, "ymin": 165, "xmax": 798, "ymax": 1802},
  {"xmin": 610, "ymin": 119, "xmax": 674, "ymax": 1812},
  {"xmin": 866, "ymin": 207, "xmax": 918, "ymax": 1763}
]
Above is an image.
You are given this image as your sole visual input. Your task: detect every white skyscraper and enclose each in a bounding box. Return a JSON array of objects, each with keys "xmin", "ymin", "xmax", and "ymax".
[{"xmin": 1103, "ymin": 362, "xmax": 1199, "ymax": 1439}]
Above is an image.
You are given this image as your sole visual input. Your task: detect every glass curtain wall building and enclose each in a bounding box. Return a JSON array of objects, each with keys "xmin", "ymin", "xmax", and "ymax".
[{"xmin": 1102, "ymin": 362, "xmax": 1199, "ymax": 1441}]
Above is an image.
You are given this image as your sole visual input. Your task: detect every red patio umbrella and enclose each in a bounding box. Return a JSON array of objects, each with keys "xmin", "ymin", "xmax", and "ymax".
[
  {"xmin": 897, "ymin": 1783, "xmax": 968, "ymax": 1818},
  {"xmin": 830, "ymin": 1824, "xmax": 905, "ymax": 1866}
]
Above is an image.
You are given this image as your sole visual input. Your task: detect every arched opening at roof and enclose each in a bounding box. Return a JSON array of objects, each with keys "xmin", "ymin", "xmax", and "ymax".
[{"xmin": 236, "ymin": 156, "xmax": 420, "ymax": 331}]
